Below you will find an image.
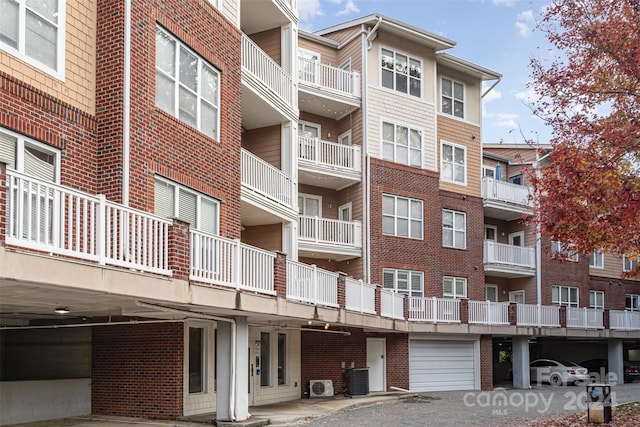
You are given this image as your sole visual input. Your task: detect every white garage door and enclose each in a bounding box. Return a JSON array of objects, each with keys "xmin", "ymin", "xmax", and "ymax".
[{"xmin": 409, "ymin": 340, "xmax": 475, "ymax": 392}]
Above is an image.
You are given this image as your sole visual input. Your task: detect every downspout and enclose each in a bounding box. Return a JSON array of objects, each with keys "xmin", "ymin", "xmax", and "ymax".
[
  {"xmin": 136, "ymin": 302, "xmax": 237, "ymax": 421},
  {"xmin": 534, "ymin": 154, "xmax": 542, "ymax": 325},
  {"xmin": 123, "ymin": 0, "xmax": 132, "ymax": 206},
  {"xmin": 362, "ymin": 17, "xmax": 381, "ymax": 283}
]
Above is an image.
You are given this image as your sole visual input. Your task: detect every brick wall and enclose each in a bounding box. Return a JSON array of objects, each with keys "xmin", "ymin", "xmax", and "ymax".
[
  {"xmin": 92, "ymin": 322, "xmax": 183, "ymax": 419},
  {"xmin": 480, "ymin": 335, "xmax": 493, "ymax": 390},
  {"xmin": 540, "ymin": 235, "xmax": 591, "ymax": 305}
]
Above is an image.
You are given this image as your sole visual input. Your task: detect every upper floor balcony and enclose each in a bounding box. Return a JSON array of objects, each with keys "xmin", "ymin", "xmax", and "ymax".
[
  {"xmin": 298, "ymin": 136, "xmax": 361, "ymax": 189},
  {"xmin": 297, "ymin": 57, "xmax": 361, "ymax": 120},
  {"xmin": 298, "ymin": 215, "xmax": 362, "ymax": 261},
  {"xmin": 242, "ymin": 35, "xmax": 297, "ymax": 128},
  {"xmin": 241, "ymin": 0, "xmax": 297, "ymax": 36},
  {"xmin": 483, "ymin": 240, "xmax": 536, "ymax": 278},
  {"xmin": 481, "ymin": 177, "xmax": 533, "ymax": 221}
]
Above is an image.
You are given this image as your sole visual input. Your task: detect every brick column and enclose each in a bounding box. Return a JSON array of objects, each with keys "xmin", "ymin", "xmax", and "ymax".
[
  {"xmin": 459, "ymin": 299, "xmax": 469, "ymax": 324},
  {"xmin": 0, "ymin": 163, "xmax": 6, "ymax": 244},
  {"xmin": 273, "ymin": 252, "xmax": 287, "ymax": 299},
  {"xmin": 603, "ymin": 309, "xmax": 610, "ymax": 329},
  {"xmin": 167, "ymin": 218, "xmax": 190, "ymax": 280},
  {"xmin": 559, "ymin": 305, "xmax": 567, "ymax": 328},
  {"xmin": 509, "ymin": 302, "xmax": 518, "ymax": 326},
  {"xmin": 403, "ymin": 294, "xmax": 409, "ymax": 320},
  {"xmin": 375, "ymin": 285, "xmax": 381, "ymax": 316},
  {"xmin": 480, "ymin": 335, "xmax": 494, "ymax": 390},
  {"xmin": 337, "ymin": 272, "xmax": 346, "ymax": 309}
]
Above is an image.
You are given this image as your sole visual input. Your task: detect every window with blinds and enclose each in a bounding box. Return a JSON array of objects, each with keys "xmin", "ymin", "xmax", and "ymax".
[
  {"xmin": 154, "ymin": 177, "xmax": 219, "ymax": 234},
  {"xmin": 0, "ymin": 129, "xmax": 58, "ymax": 181}
]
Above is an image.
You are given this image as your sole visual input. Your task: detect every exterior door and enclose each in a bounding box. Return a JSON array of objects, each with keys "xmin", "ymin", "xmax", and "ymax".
[
  {"xmin": 338, "ymin": 203, "xmax": 352, "ymax": 244},
  {"xmin": 509, "ymin": 290, "xmax": 525, "ymax": 304},
  {"xmin": 298, "ymin": 122, "xmax": 319, "ymax": 161},
  {"xmin": 509, "ymin": 231, "xmax": 524, "ymax": 246},
  {"xmin": 485, "ymin": 285, "xmax": 498, "ymax": 302},
  {"xmin": 366, "ymin": 338, "xmax": 386, "ymax": 392},
  {"xmin": 298, "ymin": 194, "xmax": 321, "ymax": 240}
]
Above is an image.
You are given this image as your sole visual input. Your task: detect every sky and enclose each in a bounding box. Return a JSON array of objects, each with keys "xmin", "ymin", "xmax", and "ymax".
[{"xmin": 297, "ymin": 0, "xmax": 555, "ymax": 145}]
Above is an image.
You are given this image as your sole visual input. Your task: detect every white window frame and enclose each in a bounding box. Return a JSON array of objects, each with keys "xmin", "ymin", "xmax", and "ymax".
[
  {"xmin": 509, "ymin": 231, "xmax": 524, "ymax": 247},
  {"xmin": 440, "ymin": 141, "xmax": 467, "ymax": 185},
  {"xmin": 485, "ymin": 284, "xmax": 498, "ymax": 302},
  {"xmin": 589, "ymin": 290, "xmax": 604, "ymax": 310},
  {"xmin": 443, "ymin": 276, "xmax": 467, "ymax": 299},
  {"xmin": 482, "ymin": 166, "xmax": 495, "ymax": 178},
  {"xmin": 380, "ymin": 47, "xmax": 422, "ymax": 97},
  {"xmin": 484, "ymin": 225, "xmax": 497, "ymax": 241},
  {"xmin": 623, "ymin": 255, "xmax": 638, "ymax": 273},
  {"xmin": 442, "ymin": 209, "xmax": 466, "ymax": 249},
  {"xmin": 626, "ymin": 294, "xmax": 640, "ymax": 311},
  {"xmin": 440, "ymin": 77, "xmax": 465, "ymax": 119},
  {"xmin": 509, "ymin": 290, "xmax": 525, "ymax": 304},
  {"xmin": 0, "ymin": 127, "xmax": 60, "ymax": 182},
  {"xmin": 338, "ymin": 130, "xmax": 351, "ymax": 145},
  {"xmin": 154, "ymin": 176, "xmax": 220, "ymax": 234},
  {"xmin": 552, "ymin": 285, "xmax": 579, "ymax": 308},
  {"xmin": 0, "ymin": 0, "xmax": 66, "ymax": 78},
  {"xmin": 383, "ymin": 268, "xmax": 424, "ymax": 298},
  {"xmin": 552, "ymin": 241, "xmax": 579, "ymax": 262},
  {"xmin": 381, "ymin": 120, "xmax": 423, "ymax": 168},
  {"xmin": 184, "ymin": 321, "xmax": 214, "ymax": 396},
  {"xmin": 155, "ymin": 26, "xmax": 220, "ymax": 140},
  {"xmin": 589, "ymin": 252, "xmax": 604, "ymax": 269},
  {"xmin": 382, "ymin": 194, "xmax": 423, "ymax": 240}
]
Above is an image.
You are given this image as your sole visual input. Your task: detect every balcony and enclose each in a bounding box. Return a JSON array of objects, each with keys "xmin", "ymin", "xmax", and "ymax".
[
  {"xmin": 516, "ymin": 303, "xmax": 560, "ymax": 327},
  {"xmin": 610, "ymin": 310, "xmax": 640, "ymax": 331},
  {"xmin": 483, "ymin": 240, "xmax": 536, "ymax": 278},
  {"xmin": 345, "ymin": 278, "xmax": 376, "ymax": 315},
  {"xmin": 481, "ymin": 177, "xmax": 533, "ymax": 220},
  {"xmin": 469, "ymin": 301, "xmax": 510, "ymax": 325},
  {"xmin": 381, "ymin": 289, "xmax": 405, "ymax": 320},
  {"xmin": 286, "ymin": 260, "xmax": 338, "ymax": 307},
  {"xmin": 298, "ymin": 215, "xmax": 362, "ymax": 261},
  {"xmin": 566, "ymin": 307, "xmax": 604, "ymax": 329},
  {"xmin": 298, "ymin": 57, "xmax": 361, "ymax": 119},
  {"xmin": 408, "ymin": 297, "xmax": 461, "ymax": 323},
  {"xmin": 298, "ymin": 136, "xmax": 361, "ymax": 189},
  {"xmin": 241, "ymin": 34, "xmax": 297, "ymax": 128},
  {"xmin": 241, "ymin": 148, "xmax": 297, "ymax": 225}
]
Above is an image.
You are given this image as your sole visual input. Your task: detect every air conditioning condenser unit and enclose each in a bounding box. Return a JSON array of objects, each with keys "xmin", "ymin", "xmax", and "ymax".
[{"xmin": 309, "ymin": 379, "xmax": 334, "ymax": 398}]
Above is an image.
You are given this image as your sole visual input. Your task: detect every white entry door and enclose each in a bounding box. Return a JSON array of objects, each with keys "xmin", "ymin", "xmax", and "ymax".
[{"xmin": 366, "ymin": 338, "xmax": 386, "ymax": 392}]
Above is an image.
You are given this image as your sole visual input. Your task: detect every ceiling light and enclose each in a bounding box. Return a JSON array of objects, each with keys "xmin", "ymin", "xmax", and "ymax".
[{"xmin": 54, "ymin": 307, "xmax": 70, "ymax": 314}]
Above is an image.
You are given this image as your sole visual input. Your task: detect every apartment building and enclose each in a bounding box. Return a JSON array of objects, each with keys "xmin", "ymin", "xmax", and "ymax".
[{"xmin": 0, "ymin": 0, "xmax": 638, "ymax": 425}]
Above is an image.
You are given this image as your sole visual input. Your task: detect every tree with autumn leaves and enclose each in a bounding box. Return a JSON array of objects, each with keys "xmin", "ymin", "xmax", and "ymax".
[{"xmin": 529, "ymin": 0, "xmax": 640, "ymax": 276}]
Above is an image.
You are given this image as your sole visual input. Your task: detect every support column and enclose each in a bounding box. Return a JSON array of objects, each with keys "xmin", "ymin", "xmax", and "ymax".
[
  {"xmin": 216, "ymin": 317, "xmax": 249, "ymax": 422},
  {"xmin": 512, "ymin": 336, "xmax": 530, "ymax": 389},
  {"xmin": 608, "ymin": 339, "xmax": 624, "ymax": 384}
]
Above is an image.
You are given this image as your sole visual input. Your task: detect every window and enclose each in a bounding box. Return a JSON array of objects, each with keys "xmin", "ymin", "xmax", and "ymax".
[
  {"xmin": 551, "ymin": 241, "xmax": 579, "ymax": 262},
  {"xmin": 0, "ymin": 0, "xmax": 65, "ymax": 75},
  {"xmin": 589, "ymin": 252, "xmax": 604, "ymax": 269},
  {"xmin": 443, "ymin": 276, "xmax": 467, "ymax": 299},
  {"xmin": 260, "ymin": 332, "xmax": 270, "ymax": 387},
  {"xmin": 277, "ymin": 333, "xmax": 286, "ymax": 386},
  {"xmin": 383, "ymin": 268, "xmax": 423, "ymax": 298},
  {"xmin": 441, "ymin": 142, "xmax": 466, "ymax": 185},
  {"xmin": 484, "ymin": 225, "xmax": 497, "ymax": 241},
  {"xmin": 381, "ymin": 48, "xmax": 421, "ymax": 97},
  {"xmin": 298, "ymin": 122, "xmax": 320, "ymax": 161},
  {"xmin": 0, "ymin": 128, "xmax": 59, "ymax": 182},
  {"xmin": 552, "ymin": 285, "xmax": 579, "ymax": 307},
  {"xmin": 623, "ymin": 255, "xmax": 638, "ymax": 273},
  {"xmin": 381, "ymin": 121, "xmax": 422, "ymax": 167},
  {"xmin": 441, "ymin": 77, "xmax": 464, "ymax": 118},
  {"xmin": 298, "ymin": 48, "xmax": 320, "ymax": 84},
  {"xmin": 589, "ymin": 291, "xmax": 604, "ymax": 310},
  {"xmin": 482, "ymin": 166, "xmax": 495, "ymax": 178},
  {"xmin": 382, "ymin": 194, "xmax": 423, "ymax": 239},
  {"xmin": 188, "ymin": 327, "xmax": 206, "ymax": 394},
  {"xmin": 442, "ymin": 209, "xmax": 466, "ymax": 249},
  {"xmin": 154, "ymin": 177, "xmax": 219, "ymax": 234},
  {"xmin": 626, "ymin": 294, "xmax": 640, "ymax": 311},
  {"xmin": 155, "ymin": 27, "xmax": 220, "ymax": 139},
  {"xmin": 508, "ymin": 174, "xmax": 523, "ymax": 185},
  {"xmin": 509, "ymin": 232, "xmax": 524, "ymax": 247}
]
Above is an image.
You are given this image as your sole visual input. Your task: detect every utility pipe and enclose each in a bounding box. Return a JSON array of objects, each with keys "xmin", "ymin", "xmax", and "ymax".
[{"xmin": 123, "ymin": 0, "xmax": 131, "ymax": 206}]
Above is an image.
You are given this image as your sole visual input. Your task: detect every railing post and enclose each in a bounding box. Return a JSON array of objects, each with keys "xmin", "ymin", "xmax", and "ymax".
[
  {"xmin": 460, "ymin": 299, "xmax": 469, "ymax": 324},
  {"xmin": 403, "ymin": 294, "xmax": 409, "ymax": 320},
  {"xmin": 314, "ymin": 138, "xmax": 320, "ymax": 165},
  {"xmin": 337, "ymin": 272, "xmax": 346, "ymax": 310},
  {"xmin": 432, "ymin": 297, "xmax": 437, "ymax": 323},
  {"xmin": 96, "ymin": 194, "xmax": 106, "ymax": 265},
  {"xmin": 559, "ymin": 305, "xmax": 567, "ymax": 328},
  {"xmin": 0, "ymin": 163, "xmax": 6, "ymax": 244},
  {"xmin": 312, "ymin": 264, "xmax": 318, "ymax": 304},
  {"xmin": 509, "ymin": 302, "xmax": 517, "ymax": 326},
  {"xmin": 603, "ymin": 309, "xmax": 610, "ymax": 330},
  {"xmin": 167, "ymin": 218, "xmax": 190, "ymax": 280},
  {"xmin": 273, "ymin": 252, "xmax": 287, "ymax": 299},
  {"xmin": 233, "ymin": 238, "xmax": 242, "ymax": 290},
  {"xmin": 375, "ymin": 286, "xmax": 381, "ymax": 316}
]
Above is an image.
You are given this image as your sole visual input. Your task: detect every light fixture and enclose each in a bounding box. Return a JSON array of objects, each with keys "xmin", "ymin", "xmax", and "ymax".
[
  {"xmin": 307, "ymin": 320, "xmax": 313, "ymax": 325},
  {"xmin": 54, "ymin": 307, "xmax": 70, "ymax": 314},
  {"xmin": 324, "ymin": 323, "xmax": 330, "ymax": 330}
]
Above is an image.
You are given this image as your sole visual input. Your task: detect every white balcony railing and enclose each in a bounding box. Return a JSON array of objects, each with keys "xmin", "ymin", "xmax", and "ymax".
[
  {"xmin": 242, "ymin": 35, "xmax": 294, "ymax": 107},
  {"xmin": 380, "ymin": 289, "xmax": 404, "ymax": 320},
  {"xmin": 286, "ymin": 260, "xmax": 338, "ymax": 307},
  {"xmin": 566, "ymin": 307, "xmax": 605, "ymax": 329},
  {"xmin": 298, "ymin": 57, "xmax": 361, "ymax": 98},
  {"xmin": 610, "ymin": 310, "xmax": 640, "ymax": 331},
  {"xmin": 190, "ymin": 231, "xmax": 275, "ymax": 295},
  {"xmin": 408, "ymin": 297, "xmax": 461, "ymax": 323},
  {"xmin": 298, "ymin": 136, "xmax": 361, "ymax": 172},
  {"xmin": 482, "ymin": 177, "xmax": 532, "ymax": 206},
  {"xmin": 517, "ymin": 304, "xmax": 560, "ymax": 327},
  {"xmin": 242, "ymin": 149, "xmax": 294, "ymax": 208},
  {"xmin": 345, "ymin": 278, "xmax": 376, "ymax": 315},
  {"xmin": 469, "ymin": 301, "xmax": 510, "ymax": 325},
  {"xmin": 6, "ymin": 170, "xmax": 171, "ymax": 275},
  {"xmin": 483, "ymin": 240, "xmax": 536, "ymax": 268},
  {"xmin": 298, "ymin": 215, "xmax": 362, "ymax": 248}
]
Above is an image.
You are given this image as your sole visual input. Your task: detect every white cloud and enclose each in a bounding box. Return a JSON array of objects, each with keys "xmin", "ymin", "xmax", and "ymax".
[
  {"xmin": 495, "ymin": 113, "xmax": 518, "ymax": 128},
  {"xmin": 336, "ymin": 0, "xmax": 359, "ymax": 16},
  {"xmin": 515, "ymin": 10, "xmax": 535, "ymax": 38},
  {"xmin": 298, "ymin": 0, "xmax": 325, "ymax": 30},
  {"xmin": 492, "ymin": 0, "xmax": 516, "ymax": 6},
  {"xmin": 515, "ymin": 86, "xmax": 537, "ymax": 104},
  {"xmin": 482, "ymin": 83, "xmax": 502, "ymax": 103}
]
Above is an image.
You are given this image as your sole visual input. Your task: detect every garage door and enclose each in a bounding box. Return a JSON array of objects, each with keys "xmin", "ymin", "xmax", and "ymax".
[{"xmin": 409, "ymin": 340, "xmax": 476, "ymax": 392}]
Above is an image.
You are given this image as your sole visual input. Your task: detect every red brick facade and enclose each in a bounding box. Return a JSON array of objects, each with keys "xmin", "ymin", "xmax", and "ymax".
[{"xmin": 92, "ymin": 323, "xmax": 184, "ymax": 419}]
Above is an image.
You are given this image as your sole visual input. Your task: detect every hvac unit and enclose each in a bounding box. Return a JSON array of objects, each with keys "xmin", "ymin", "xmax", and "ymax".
[
  {"xmin": 347, "ymin": 368, "xmax": 369, "ymax": 397},
  {"xmin": 309, "ymin": 379, "xmax": 334, "ymax": 398}
]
